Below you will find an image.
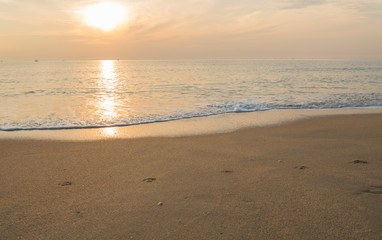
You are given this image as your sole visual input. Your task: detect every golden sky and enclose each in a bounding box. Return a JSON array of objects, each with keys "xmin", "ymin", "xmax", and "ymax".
[{"xmin": 1, "ymin": 0, "xmax": 381, "ymax": 60}]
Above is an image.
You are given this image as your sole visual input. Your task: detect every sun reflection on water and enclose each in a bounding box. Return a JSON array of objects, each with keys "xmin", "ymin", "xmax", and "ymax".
[
  {"xmin": 102, "ymin": 127, "xmax": 118, "ymax": 136},
  {"xmin": 98, "ymin": 60, "xmax": 120, "ymax": 135},
  {"xmin": 101, "ymin": 60, "xmax": 117, "ymax": 81}
]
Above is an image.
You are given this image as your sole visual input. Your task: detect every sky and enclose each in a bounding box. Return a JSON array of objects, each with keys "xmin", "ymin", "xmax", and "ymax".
[{"xmin": 0, "ymin": 0, "xmax": 382, "ymax": 60}]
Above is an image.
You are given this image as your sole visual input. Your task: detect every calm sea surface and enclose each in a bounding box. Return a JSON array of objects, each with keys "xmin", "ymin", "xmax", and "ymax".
[{"xmin": 1, "ymin": 59, "xmax": 382, "ymax": 131}]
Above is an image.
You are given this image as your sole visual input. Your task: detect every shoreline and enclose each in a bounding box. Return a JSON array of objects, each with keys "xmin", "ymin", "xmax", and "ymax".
[
  {"xmin": 1, "ymin": 113, "xmax": 382, "ymax": 239},
  {"xmin": 1, "ymin": 107, "xmax": 382, "ymax": 141}
]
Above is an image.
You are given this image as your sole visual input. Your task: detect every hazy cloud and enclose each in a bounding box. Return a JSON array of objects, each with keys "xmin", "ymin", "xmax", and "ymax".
[
  {"xmin": 1, "ymin": 0, "xmax": 381, "ymax": 59},
  {"xmin": 344, "ymin": 0, "xmax": 382, "ymax": 18},
  {"xmin": 283, "ymin": 0, "xmax": 326, "ymax": 9}
]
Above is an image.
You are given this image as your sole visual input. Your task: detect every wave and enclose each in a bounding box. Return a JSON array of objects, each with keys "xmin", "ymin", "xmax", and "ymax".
[{"xmin": 2, "ymin": 103, "xmax": 382, "ymax": 132}]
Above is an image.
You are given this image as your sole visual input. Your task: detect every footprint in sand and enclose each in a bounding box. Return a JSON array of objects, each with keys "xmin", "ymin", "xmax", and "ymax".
[
  {"xmin": 58, "ymin": 181, "xmax": 72, "ymax": 186},
  {"xmin": 294, "ymin": 166, "xmax": 308, "ymax": 170},
  {"xmin": 143, "ymin": 177, "xmax": 156, "ymax": 182},
  {"xmin": 360, "ymin": 185, "xmax": 382, "ymax": 194},
  {"xmin": 351, "ymin": 160, "xmax": 368, "ymax": 164}
]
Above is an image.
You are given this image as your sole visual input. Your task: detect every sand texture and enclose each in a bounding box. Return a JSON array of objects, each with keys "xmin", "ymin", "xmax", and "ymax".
[{"xmin": 1, "ymin": 114, "xmax": 382, "ymax": 239}]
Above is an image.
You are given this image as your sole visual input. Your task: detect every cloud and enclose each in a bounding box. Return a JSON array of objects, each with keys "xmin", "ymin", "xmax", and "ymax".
[
  {"xmin": 283, "ymin": 0, "xmax": 326, "ymax": 9},
  {"xmin": 1, "ymin": 0, "xmax": 381, "ymax": 59},
  {"xmin": 342, "ymin": 0, "xmax": 382, "ymax": 19}
]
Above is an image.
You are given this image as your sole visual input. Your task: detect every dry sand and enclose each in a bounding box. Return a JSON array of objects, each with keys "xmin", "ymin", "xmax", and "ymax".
[{"xmin": 1, "ymin": 114, "xmax": 382, "ymax": 239}]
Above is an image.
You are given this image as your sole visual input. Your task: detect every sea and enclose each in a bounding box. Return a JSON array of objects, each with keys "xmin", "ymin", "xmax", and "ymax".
[{"xmin": 1, "ymin": 59, "xmax": 382, "ymax": 132}]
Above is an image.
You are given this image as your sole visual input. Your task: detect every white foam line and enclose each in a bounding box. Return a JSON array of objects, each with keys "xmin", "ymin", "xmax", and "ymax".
[{"xmin": 1, "ymin": 107, "xmax": 382, "ymax": 141}]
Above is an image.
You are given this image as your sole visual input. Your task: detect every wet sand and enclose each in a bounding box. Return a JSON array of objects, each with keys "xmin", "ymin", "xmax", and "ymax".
[{"xmin": 1, "ymin": 114, "xmax": 382, "ymax": 239}]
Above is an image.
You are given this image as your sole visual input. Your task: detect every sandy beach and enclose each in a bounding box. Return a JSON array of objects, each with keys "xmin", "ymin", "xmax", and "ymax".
[{"xmin": 1, "ymin": 113, "xmax": 382, "ymax": 239}]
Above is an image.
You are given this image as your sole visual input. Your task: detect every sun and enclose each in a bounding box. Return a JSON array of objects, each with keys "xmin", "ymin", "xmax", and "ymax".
[{"xmin": 81, "ymin": 2, "xmax": 127, "ymax": 31}]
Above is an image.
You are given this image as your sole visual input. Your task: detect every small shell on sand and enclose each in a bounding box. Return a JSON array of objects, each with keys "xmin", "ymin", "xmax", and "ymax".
[{"xmin": 158, "ymin": 202, "xmax": 163, "ymax": 206}]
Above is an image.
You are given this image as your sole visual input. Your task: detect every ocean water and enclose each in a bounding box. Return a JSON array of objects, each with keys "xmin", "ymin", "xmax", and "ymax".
[{"xmin": 1, "ymin": 59, "xmax": 382, "ymax": 131}]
